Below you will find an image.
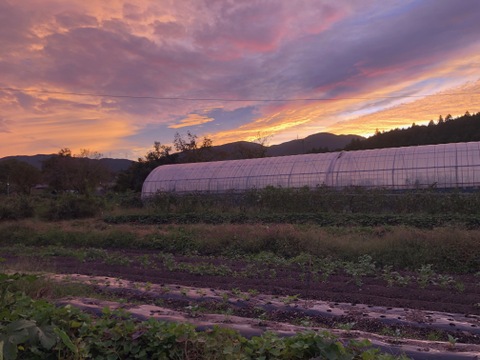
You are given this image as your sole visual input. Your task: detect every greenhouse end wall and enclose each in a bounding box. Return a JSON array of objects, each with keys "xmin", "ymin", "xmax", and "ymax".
[{"xmin": 142, "ymin": 141, "xmax": 480, "ymax": 196}]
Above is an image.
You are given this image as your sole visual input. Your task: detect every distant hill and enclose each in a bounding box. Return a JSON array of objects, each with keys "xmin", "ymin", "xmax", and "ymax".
[
  {"xmin": 0, "ymin": 155, "xmax": 53, "ymax": 170},
  {"xmin": 209, "ymin": 141, "xmax": 266, "ymax": 160},
  {"xmin": 266, "ymin": 133, "xmax": 363, "ymax": 156},
  {"xmin": 202, "ymin": 133, "xmax": 364, "ymax": 161},
  {"xmin": 0, "ymin": 132, "xmax": 365, "ymax": 170},
  {"xmin": 0, "ymin": 154, "xmax": 133, "ymax": 173}
]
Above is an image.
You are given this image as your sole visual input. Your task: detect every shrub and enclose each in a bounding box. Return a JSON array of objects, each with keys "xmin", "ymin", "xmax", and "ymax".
[
  {"xmin": 108, "ymin": 191, "xmax": 144, "ymax": 209},
  {"xmin": 0, "ymin": 195, "xmax": 34, "ymax": 220},
  {"xmin": 41, "ymin": 194, "xmax": 105, "ymax": 221}
]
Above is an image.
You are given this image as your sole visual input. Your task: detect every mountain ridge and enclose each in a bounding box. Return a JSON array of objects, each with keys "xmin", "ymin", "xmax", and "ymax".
[{"xmin": 0, "ymin": 132, "xmax": 364, "ymax": 170}]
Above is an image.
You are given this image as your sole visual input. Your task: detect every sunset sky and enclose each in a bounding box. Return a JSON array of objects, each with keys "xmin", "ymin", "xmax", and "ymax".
[{"xmin": 1, "ymin": 0, "xmax": 480, "ymax": 159}]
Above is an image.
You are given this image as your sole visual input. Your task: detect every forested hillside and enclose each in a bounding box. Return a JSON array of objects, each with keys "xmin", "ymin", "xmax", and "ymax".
[{"xmin": 346, "ymin": 112, "xmax": 480, "ymax": 150}]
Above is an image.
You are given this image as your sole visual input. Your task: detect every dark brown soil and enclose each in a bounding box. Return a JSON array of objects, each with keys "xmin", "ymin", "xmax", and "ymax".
[
  {"xmin": 5, "ymin": 247, "xmax": 480, "ymax": 359},
  {"xmin": 4, "ymin": 249, "xmax": 480, "ymax": 316}
]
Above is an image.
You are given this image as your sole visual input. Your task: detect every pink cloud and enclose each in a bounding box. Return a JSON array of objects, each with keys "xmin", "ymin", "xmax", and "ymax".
[
  {"xmin": 55, "ymin": 11, "xmax": 98, "ymax": 29},
  {"xmin": 153, "ymin": 21, "xmax": 185, "ymax": 38},
  {"xmin": 1, "ymin": 0, "xmax": 480, "ymax": 158}
]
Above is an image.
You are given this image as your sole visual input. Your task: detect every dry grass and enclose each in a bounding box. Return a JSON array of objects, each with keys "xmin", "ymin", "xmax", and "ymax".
[{"xmin": 1, "ymin": 220, "xmax": 479, "ymax": 272}]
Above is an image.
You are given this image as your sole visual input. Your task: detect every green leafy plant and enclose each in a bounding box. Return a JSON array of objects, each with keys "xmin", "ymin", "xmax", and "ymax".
[
  {"xmin": 0, "ymin": 272, "xmax": 412, "ymax": 360},
  {"xmin": 0, "ymin": 319, "xmax": 57, "ymax": 359},
  {"xmin": 344, "ymin": 255, "xmax": 376, "ymax": 287},
  {"xmin": 230, "ymin": 288, "xmax": 242, "ymax": 297},
  {"xmin": 416, "ymin": 264, "xmax": 436, "ymax": 288},
  {"xmin": 454, "ymin": 281, "xmax": 465, "ymax": 293},
  {"xmin": 436, "ymin": 274, "xmax": 455, "ymax": 289},
  {"xmin": 336, "ymin": 322, "xmax": 356, "ymax": 331},
  {"xmin": 317, "ymin": 257, "xmax": 338, "ymax": 283},
  {"xmin": 104, "ymin": 253, "xmax": 131, "ymax": 266},
  {"xmin": 281, "ymin": 294, "xmax": 300, "ymax": 305},
  {"xmin": 447, "ymin": 334, "xmax": 458, "ymax": 349}
]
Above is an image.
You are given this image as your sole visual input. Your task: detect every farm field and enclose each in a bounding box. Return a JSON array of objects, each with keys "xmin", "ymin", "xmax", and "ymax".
[
  {"xmin": 1, "ymin": 190, "xmax": 480, "ymax": 358},
  {"xmin": 0, "ymin": 188, "xmax": 480, "ymax": 359}
]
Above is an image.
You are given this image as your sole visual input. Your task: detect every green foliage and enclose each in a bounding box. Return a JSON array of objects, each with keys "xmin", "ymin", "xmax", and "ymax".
[
  {"xmin": 382, "ymin": 266, "xmax": 412, "ymax": 287},
  {"xmin": 416, "ymin": 264, "xmax": 436, "ymax": 289},
  {"xmin": 3, "ymin": 219, "xmax": 480, "ymax": 274},
  {"xmin": 343, "ymin": 255, "xmax": 376, "ymax": 287},
  {"xmin": 0, "ymin": 195, "xmax": 34, "ymax": 220},
  {"xmin": 0, "ymin": 273, "xmax": 407, "ymax": 360},
  {"xmin": 41, "ymin": 194, "xmax": 105, "ymax": 220},
  {"xmin": 139, "ymin": 186, "xmax": 480, "ymax": 216},
  {"xmin": 104, "ymin": 211, "xmax": 480, "ymax": 229},
  {"xmin": 107, "ymin": 191, "xmax": 144, "ymax": 208}
]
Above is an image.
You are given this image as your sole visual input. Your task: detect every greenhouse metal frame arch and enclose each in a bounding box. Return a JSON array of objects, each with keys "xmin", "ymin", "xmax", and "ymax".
[{"xmin": 142, "ymin": 141, "xmax": 480, "ymax": 196}]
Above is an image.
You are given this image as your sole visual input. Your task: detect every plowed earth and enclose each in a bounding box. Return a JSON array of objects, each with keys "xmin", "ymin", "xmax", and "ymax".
[{"xmin": 3, "ymin": 250, "xmax": 480, "ymax": 359}]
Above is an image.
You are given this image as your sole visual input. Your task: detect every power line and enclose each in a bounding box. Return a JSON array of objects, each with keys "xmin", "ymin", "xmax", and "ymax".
[{"xmin": 1, "ymin": 86, "xmax": 480, "ymax": 102}]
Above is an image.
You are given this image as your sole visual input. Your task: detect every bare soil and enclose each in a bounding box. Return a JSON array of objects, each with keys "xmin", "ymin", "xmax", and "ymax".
[
  {"xmin": 4, "ymin": 249, "xmax": 480, "ymax": 358},
  {"xmin": 3, "ymin": 249, "xmax": 480, "ymax": 321}
]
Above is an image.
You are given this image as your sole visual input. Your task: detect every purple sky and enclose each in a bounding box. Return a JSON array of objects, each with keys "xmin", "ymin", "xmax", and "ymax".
[{"xmin": 1, "ymin": 0, "xmax": 480, "ymax": 159}]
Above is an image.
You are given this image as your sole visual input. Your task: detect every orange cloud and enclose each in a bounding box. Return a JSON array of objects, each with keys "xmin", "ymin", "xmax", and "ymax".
[
  {"xmin": 0, "ymin": 90, "xmax": 136, "ymax": 157},
  {"xmin": 168, "ymin": 113, "xmax": 214, "ymax": 129},
  {"xmin": 2, "ymin": 1, "xmax": 480, "ymax": 159},
  {"xmin": 211, "ymin": 46, "xmax": 480, "ymax": 145},
  {"xmin": 327, "ymin": 81, "xmax": 480, "ymax": 137}
]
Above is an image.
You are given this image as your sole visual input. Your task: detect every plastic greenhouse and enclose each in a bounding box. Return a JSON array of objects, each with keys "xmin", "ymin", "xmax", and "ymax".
[{"xmin": 142, "ymin": 141, "xmax": 480, "ymax": 196}]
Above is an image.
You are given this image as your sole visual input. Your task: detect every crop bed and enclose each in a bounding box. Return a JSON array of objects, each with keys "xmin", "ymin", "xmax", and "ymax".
[
  {"xmin": 3, "ymin": 247, "xmax": 480, "ymax": 316},
  {"xmin": 5, "ymin": 251, "xmax": 479, "ymax": 314},
  {"xmin": 2, "ymin": 216, "xmax": 480, "ymax": 358},
  {"xmin": 3, "ymin": 248, "xmax": 480, "ymax": 356}
]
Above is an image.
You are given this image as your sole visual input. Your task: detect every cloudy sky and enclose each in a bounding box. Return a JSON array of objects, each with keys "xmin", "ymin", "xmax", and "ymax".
[{"xmin": 1, "ymin": 0, "xmax": 480, "ymax": 159}]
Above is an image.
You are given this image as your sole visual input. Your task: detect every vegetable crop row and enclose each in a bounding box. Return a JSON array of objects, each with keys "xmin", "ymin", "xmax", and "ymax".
[
  {"xmin": 1, "ymin": 273, "xmax": 407, "ymax": 360},
  {"xmin": 104, "ymin": 212, "xmax": 480, "ymax": 229}
]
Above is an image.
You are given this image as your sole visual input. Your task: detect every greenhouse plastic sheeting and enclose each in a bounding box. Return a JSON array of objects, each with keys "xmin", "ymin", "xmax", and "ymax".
[{"xmin": 142, "ymin": 142, "xmax": 480, "ymax": 196}]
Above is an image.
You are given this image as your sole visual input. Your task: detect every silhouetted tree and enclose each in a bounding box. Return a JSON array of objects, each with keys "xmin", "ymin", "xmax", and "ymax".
[
  {"xmin": 174, "ymin": 131, "xmax": 213, "ymax": 163},
  {"xmin": 344, "ymin": 112, "xmax": 480, "ymax": 151},
  {"xmin": 42, "ymin": 148, "xmax": 110, "ymax": 194},
  {"xmin": 0, "ymin": 159, "xmax": 40, "ymax": 194},
  {"xmin": 115, "ymin": 142, "xmax": 178, "ymax": 192}
]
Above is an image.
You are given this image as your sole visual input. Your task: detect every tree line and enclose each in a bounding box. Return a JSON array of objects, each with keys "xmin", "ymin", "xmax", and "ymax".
[
  {"xmin": 0, "ymin": 148, "xmax": 110, "ymax": 195},
  {"xmin": 345, "ymin": 111, "xmax": 480, "ymax": 151},
  {"xmin": 2, "ymin": 113, "xmax": 480, "ymax": 194},
  {"xmin": 0, "ymin": 132, "xmax": 216, "ymax": 195}
]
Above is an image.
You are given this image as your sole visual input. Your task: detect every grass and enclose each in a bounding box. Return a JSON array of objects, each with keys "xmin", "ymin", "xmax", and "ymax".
[
  {"xmin": 1, "ymin": 220, "xmax": 479, "ymax": 273},
  {"xmin": 1, "ymin": 190, "xmax": 478, "ymax": 359}
]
